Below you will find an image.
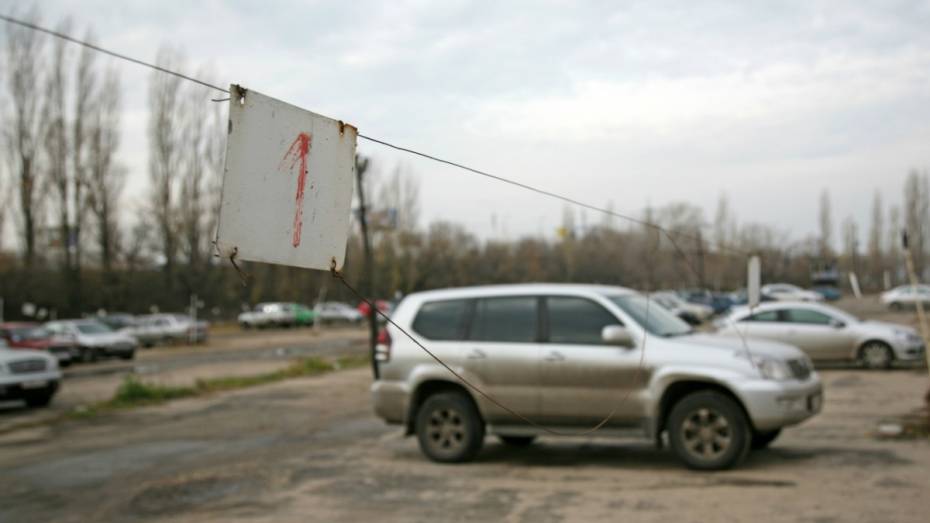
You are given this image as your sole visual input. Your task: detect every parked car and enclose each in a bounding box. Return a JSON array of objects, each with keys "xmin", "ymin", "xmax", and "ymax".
[
  {"xmin": 761, "ymin": 283, "xmax": 823, "ymax": 302},
  {"xmin": 810, "ymin": 286, "xmax": 842, "ymax": 302},
  {"xmin": 238, "ymin": 302, "xmax": 297, "ymax": 329},
  {"xmin": 132, "ymin": 314, "xmax": 209, "ymax": 346},
  {"xmin": 880, "ymin": 285, "xmax": 930, "ymax": 310},
  {"xmin": 98, "ymin": 313, "xmax": 137, "ymax": 332},
  {"xmin": 44, "ymin": 319, "xmax": 137, "ymax": 362},
  {"xmin": 372, "ymin": 283, "xmax": 822, "ymax": 470},
  {"xmin": 0, "ymin": 339, "xmax": 61, "ymax": 408},
  {"xmin": 728, "ymin": 288, "xmax": 776, "ymax": 306},
  {"xmin": 650, "ymin": 291, "xmax": 714, "ymax": 324},
  {"xmin": 295, "ymin": 304, "xmax": 317, "ymax": 327},
  {"xmin": 0, "ymin": 322, "xmax": 76, "ymax": 366},
  {"xmin": 316, "ymin": 302, "xmax": 363, "ymax": 324},
  {"xmin": 678, "ymin": 289, "xmax": 732, "ymax": 315},
  {"xmin": 715, "ymin": 302, "xmax": 925, "ymax": 369}
]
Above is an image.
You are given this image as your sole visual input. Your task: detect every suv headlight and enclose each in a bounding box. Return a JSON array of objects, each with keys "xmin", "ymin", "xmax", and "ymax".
[{"xmin": 753, "ymin": 355, "xmax": 792, "ymax": 381}]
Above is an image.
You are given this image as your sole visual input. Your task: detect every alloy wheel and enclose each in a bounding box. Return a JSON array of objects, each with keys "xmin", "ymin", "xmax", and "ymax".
[{"xmin": 681, "ymin": 407, "xmax": 732, "ymax": 460}]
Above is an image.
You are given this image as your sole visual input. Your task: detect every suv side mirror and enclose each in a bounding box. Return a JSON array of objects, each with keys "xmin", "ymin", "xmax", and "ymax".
[
  {"xmin": 602, "ymin": 325, "xmax": 634, "ymax": 347},
  {"xmin": 829, "ymin": 318, "xmax": 845, "ymax": 329}
]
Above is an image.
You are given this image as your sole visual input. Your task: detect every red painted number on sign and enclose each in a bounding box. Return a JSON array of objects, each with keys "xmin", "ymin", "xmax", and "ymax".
[{"xmin": 279, "ymin": 132, "xmax": 312, "ymax": 247}]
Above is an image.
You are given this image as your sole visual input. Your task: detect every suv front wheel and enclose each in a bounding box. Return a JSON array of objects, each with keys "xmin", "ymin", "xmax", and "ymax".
[
  {"xmin": 415, "ymin": 392, "xmax": 484, "ymax": 463},
  {"xmin": 667, "ymin": 391, "xmax": 751, "ymax": 470}
]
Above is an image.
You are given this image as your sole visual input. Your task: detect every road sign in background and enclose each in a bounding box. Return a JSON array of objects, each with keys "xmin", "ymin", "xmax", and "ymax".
[{"xmin": 216, "ymin": 85, "xmax": 357, "ymax": 271}]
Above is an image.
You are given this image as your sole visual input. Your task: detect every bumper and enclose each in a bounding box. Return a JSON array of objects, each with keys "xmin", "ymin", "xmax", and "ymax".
[
  {"xmin": 371, "ymin": 381, "xmax": 409, "ymax": 425},
  {"xmin": 736, "ymin": 375, "xmax": 823, "ymax": 431},
  {"xmin": 0, "ymin": 373, "xmax": 61, "ymax": 400},
  {"xmin": 892, "ymin": 340, "xmax": 925, "ymax": 361}
]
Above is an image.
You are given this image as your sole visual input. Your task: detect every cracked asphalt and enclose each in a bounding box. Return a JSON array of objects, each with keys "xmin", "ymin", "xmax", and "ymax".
[{"xmin": 1, "ymin": 357, "xmax": 928, "ymax": 521}]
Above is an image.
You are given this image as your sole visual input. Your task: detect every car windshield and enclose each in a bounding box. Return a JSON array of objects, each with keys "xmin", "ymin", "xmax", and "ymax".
[
  {"xmin": 608, "ymin": 294, "xmax": 693, "ymax": 337},
  {"xmin": 75, "ymin": 322, "xmax": 112, "ymax": 334}
]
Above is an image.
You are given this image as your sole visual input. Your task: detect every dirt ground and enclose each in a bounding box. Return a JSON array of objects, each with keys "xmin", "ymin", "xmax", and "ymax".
[{"xmin": 1, "ymin": 361, "xmax": 928, "ymax": 522}]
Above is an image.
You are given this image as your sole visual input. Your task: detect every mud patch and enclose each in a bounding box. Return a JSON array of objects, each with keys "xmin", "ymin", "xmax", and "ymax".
[
  {"xmin": 765, "ymin": 446, "xmax": 912, "ymax": 467},
  {"xmin": 518, "ymin": 490, "xmax": 577, "ymax": 522},
  {"xmin": 129, "ymin": 475, "xmax": 263, "ymax": 517}
]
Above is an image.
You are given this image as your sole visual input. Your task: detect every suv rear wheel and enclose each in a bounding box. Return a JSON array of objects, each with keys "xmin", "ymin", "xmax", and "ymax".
[
  {"xmin": 415, "ymin": 392, "xmax": 484, "ymax": 463},
  {"xmin": 667, "ymin": 391, "xmax": 751, "ymax": 470}
]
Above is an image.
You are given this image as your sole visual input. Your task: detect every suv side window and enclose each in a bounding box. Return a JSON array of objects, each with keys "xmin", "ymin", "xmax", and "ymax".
[
  {"xmin": 546, "ymin": 296, "xmax": 622, "ymax": 344},
  {"xmin": 469, "ymin": 296, "xmax": 538, "ymax": 343},
  {"xmin": 412, "ymin": 299, "xmax": 469, "ymax": 341},
  {"xmin": 783, "ymin": 308, "xmax": 832, "ymax": 325},
  {"xmin": 742, "ymin": 310, "xmax": 779, "ymax": 322}
]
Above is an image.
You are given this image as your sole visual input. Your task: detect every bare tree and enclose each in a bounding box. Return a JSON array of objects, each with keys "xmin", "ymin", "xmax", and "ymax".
[
  {"xmin": 148, "ymin": 48, "xmax": 184, "ymax": 279},
  {"xmin": 42, "ymin": 18, "xmax": 71, "ymax": 270},
  {"xmin": 86, "ymin": 68, "xmax": 124, "ymax": 273},
  {"xmin": 903, "ymin": 170, "xmax": 927, "ymax": 277},
  {"xmin": 887, "ymin": 205, "xmax": 902, "ymax": 285},
  {"xmin": 867, "ymin": 190, "xmax": 884, "ymax": 288},
  {"xmin": 842, "ymin": 216, "xmax": 859, "ymax": 276},
  {"xmin": 818, "ymin": 189, "xmax": 833, "ymax": 258},
  {"xmin": 71, "ymin": 29, "xmax": 97, "ymax": 270},
  {"xmin": 178, "ymin": 77, "xmax": 208, "ymax": 269},
  {"xmin": 3, "ymin": 8, "xmax": 47, "ymax": 264}
]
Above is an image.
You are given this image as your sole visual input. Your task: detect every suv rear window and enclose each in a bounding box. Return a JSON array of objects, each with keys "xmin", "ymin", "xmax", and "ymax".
[
  {"xmin": 412, "ymin": 299, "xmax": 469, "ymax": 340},
  {"xmin": 469, "ymin": 297, "xmax": 538, "ymax": 343}
]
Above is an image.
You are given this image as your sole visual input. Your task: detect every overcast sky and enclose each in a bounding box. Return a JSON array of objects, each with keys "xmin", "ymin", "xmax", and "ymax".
[{"xmin": 6, "ymin": 0, "xmax": 930, "ymax": 251}]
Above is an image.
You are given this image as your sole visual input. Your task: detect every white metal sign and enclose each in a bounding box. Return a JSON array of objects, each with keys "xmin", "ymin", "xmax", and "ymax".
[
  {"xmin": 747, "ymin": 256, "xmax": 761, "ymax": 308},
  {"xmin": 215, "ymin": 85, "xmax": 357, "ymax": 271}
]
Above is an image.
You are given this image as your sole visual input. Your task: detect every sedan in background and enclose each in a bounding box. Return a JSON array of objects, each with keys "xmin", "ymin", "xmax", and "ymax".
[
  {"xmin": 716, "ymin": 302, "xmax": 924, "ymax": 369},
  {"xmin": 761, "ymin": 284, "xmax": 823, "ymax": 302},
  {"xmin": 132, "ymin": 314, "xmax": 209, "ymax": 346},
  {"xmin": 0, "ymin": 339, "xmax": 61, "ymax": 408},
  {"xmin": 880, "ymin": 285, "xmax": 930, "ymax": 310},
  {"xmin": 44, "ymin": 320, "xmax": 137, "ymax": 362},
  {"xmin": 315, "ymin": 302, "xmax": 363, "ymax": 324},
  {"xmin": 810, "ymin": 286, "xmax": 842, "ymax": 302},
  {"xmin": 649, "ymin": 292, "xmax": 713, "ymax": 325},
  {"xmin": 0, "ymin": 322, "xmax": 76, "ymax": 366}
]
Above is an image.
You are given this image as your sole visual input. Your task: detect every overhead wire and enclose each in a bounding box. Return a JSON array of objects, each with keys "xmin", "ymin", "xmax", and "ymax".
[{"xmin": 2, "ymin": 12, "xmax": 762, "ymax": 434}]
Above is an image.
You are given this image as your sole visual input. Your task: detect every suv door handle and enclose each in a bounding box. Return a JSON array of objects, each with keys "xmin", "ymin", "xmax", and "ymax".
[
  {"xmin": 544, "ymin": 351, "xmax": 565, "ymax": 362},
  {"xmin": 466, "ymin": 348, "xmax": 487, "ymax": 360}
]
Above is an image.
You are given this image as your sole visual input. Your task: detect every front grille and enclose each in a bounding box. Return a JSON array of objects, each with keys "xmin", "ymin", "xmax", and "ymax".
[
  {"xmin": 787, "ymin": 359, "xmax": 811, "ymax": 381},
  {"xmin": 9, "ymin": 359, "xmax": 48, "ymax": 374}
]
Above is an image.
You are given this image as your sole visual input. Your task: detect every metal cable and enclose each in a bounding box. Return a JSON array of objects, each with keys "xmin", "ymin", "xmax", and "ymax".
[
  {"xmin": 4, "ymin": 12, "xmax": 763, "ymax": 433},
  {"xmin": 332, "ymin": 266, "xmax": 652, "ymax": 437},
  {"xmin": 1, "ymin": 12, "xmax": 753, "ymax": 260},
  {"xmin": 0, "ymin": 14, "xmax": 228, "ymax": 93}
]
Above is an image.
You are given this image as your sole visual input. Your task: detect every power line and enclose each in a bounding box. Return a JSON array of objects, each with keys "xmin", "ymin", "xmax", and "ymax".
[
  {"xmin": 1, "ymin": 12, "xmax": 751, "ymax": 260},
  {"xmin": 3, "ymin": 12, "xmax": 763, "ymax": 436},
  {"xmin": 0, "ymin": 13, "xmax": 228, "ymax": 93}
]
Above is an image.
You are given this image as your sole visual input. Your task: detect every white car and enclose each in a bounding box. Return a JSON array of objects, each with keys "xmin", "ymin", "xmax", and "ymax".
[
  {"xmin": 0, "ymin": 339, "xmax": 61, "ymax": 408},
  {"xmin": 238, "ymin": 303, "xmax": 297, "ymax": 329},
  {"xmin": 761, "ymin": 283, "xmax": 823, "ymax": 302},
  {"xmin": 716, "ymin": 301, "xmax": 925, "ymax": 369},
  {"xmin": 45, "ymin": 320, "xmax": 138, "ymax": 363},
  {"xmin": 315, "ymin": 302, "xmax": 363, "ymax": 324},
  {"xmin": 880, "ymin": 285, "xmax": 930, "ymax": 310},
  {"xmin": 132, "ymin": 314, "xmax": 209, "ymax": 346},
  {"xmin": 650, "ymin": 291, "xmax": 714, "ymax": 323}
]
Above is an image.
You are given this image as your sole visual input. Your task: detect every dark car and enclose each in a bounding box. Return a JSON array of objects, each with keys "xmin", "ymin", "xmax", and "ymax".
[
  {"xmin": 810, "ymin": 286, "xmax": 842, "ymax": 301},
  {"xmin": 678, "ymin": 289, "xmax": 733, "ymax": 315},
  {"xmin": 0, "ymin": 322, "xmax": 77, "ymax": 366}
]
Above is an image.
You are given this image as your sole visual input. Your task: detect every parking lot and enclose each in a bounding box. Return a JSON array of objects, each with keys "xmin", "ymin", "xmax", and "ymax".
[{"xmin": 1, "ymin": 325, "xmax": 928, "ymax": 522}]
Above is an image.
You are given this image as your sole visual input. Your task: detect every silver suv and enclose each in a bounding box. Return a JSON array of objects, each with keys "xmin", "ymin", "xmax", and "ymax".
[{"xmin": 371, "ymin": 284, "xmax": 823, "ymax": 470}]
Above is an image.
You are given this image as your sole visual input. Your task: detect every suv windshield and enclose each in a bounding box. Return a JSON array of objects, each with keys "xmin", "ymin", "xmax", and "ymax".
[{"xmin": 608, "ymin": 294, "xmax": 693, "ymax": 337}]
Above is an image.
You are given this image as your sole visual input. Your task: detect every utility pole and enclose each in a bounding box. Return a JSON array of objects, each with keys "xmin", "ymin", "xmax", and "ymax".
[
  {"xmin": 355, "ymin": 156, "xmax": 379, "ymax": 380},
  {"xmin": 901, "ymin": 231, "xmax": 930, "ymax": 377}
]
